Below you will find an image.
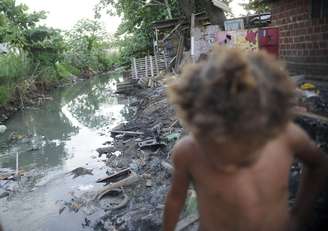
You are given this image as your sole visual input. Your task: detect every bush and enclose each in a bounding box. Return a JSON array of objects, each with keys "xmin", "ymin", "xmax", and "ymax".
[
  {"xmin": 64, "ymin": 19, "xmax": 113, "ymax": 73},
  {"xmin": 0, "ymin": 85, "xmax": 11, "ymax": 105},
  {"xmin": 35, "ymin": 65, "xmax": 58, "ymax": 83},
  {"xmin": 55, "ymin": 63, "xmax": 74, "ymax": 79},
  {"xmin": 0, "ymin": 52, "xmax": 31, "ymax": 84},
  {"xmin": 25, "ymin": 27, "xmax": 65, "ymax": 66}
]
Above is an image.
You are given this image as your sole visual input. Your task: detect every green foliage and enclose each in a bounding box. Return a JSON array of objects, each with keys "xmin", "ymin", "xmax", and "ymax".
[
  {"xmin": 0, "ymin": 52, "xmax": 31, "ymax": 84},
  {"xmin": 95, "ymin": 0, "xmax": 179, "ymax": 65},
  {"xmin": 0, "ymin": 51, "xmax": 32, "ymax": 105},
  {"xmin": 55, "ymin": 63, "xmax": 72, "ymax": 79},
  {"xmin": 0, "ymin": 0, "xmax": 65, "ymax": 68},
  {"xmin": 65, "ymin": 19, "xmax": 113, "ymax": 73},
  {"xmin": 111, "ymin": 33, "xmax": 150, "ymax": 65},
  {"xmin": 0, "ymin": 0, "xmax": 46, "ymax": 49},
  {"xmin": 96, "ymin": 0, "xmax": 232, "ymax": 65},
  {"xmin": 0, "ymin": 0, "xmax": 121, "ymax": 108},
  {"xmin": 0, "ymin": 85, "xmax": 10, "ymax": 105},
  {"xmin": 35, "ymin": 64, "xmax": 58, "ymax": 82},
  {"xmin": 57, "ymin": 63, "xmax": 80, "ymax": 77},
  {"xmin": 241, "ymin": 0, "xmax": 271, "ymax": 14},
  {"xmin": 25, "ymin": 27, "xmax": 66, "ymax": 66}
]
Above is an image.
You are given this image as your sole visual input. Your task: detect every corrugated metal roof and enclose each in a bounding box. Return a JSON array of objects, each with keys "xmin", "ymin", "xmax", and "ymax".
[{"xmin": 212, "ymin": 0, "xmax": 230, "ymax": 12}]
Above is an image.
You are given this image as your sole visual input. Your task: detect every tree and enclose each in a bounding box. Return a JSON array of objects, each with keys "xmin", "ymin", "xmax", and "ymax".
[
  {"xmin": 0, "ymin": 0, "xmax": 65, "ymax": 68},
  {"xmin": 0, "ymin": 0, "xmax": 46, "ymax": 49},
  {"xmin": 65, "ymin": 19, "xmax": 112, "ymax": 73},
  {"xmin": 95, "ymin": 0, "xmax": 180, "ymax": 65},
  {"xmin": 95, "ymin": 0, "xmax": 230, "ymax": 64},
  {"xmin": 241, "ymin": 0, "xmax": 271, "ymax": 14},
  {"xmin": 25, "ymin": 27, "xmax": 65, "ymax": 65}
]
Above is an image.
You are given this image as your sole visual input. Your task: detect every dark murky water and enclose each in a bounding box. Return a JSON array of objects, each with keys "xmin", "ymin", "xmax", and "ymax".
[{"xmin": 0, "ymin": 74, "xmax": 136, "ymax": 231}]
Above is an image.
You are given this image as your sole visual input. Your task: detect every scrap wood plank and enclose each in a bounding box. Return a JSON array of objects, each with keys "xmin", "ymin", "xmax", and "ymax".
[
  {"xmin": 161, "ymin": 161, "xmax": 173, "ymax": 173},
  {"xmin": 290, "ymin": 75, "xmax": 306, "ymax": 84},
  {"xmin": 96, "ymin": 168, "xmax": 131, "ymax": 183},
  {"xmin": 176, "ymin": 214, "xmax": 199, "ymax": 231},
  {"xmin": 95, "ymin": 173, "xmax": 141, "ymax": 200},
  {"xmin": 161, "ymin": 22, "xmax": 183, "ymax": 42},
  {"xmin": 296, "ymin": 111, "xmax": 328, "ymax": 123},
  {"xmin": 109, "ymin": 130, "xmax": 144, "ymax": 136}
]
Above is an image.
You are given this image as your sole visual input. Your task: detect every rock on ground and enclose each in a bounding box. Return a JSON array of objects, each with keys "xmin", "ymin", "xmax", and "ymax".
[{"xmin": 0, "ymin": 125, "xmax": 7, "ymax": 134}]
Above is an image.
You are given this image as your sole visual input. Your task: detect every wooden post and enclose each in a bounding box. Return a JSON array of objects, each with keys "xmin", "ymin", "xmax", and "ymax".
[
  {"xmin": 145, "ymin": 56, "xmax": 148, "ymax": 78},
  {"xmin": 175, "ymin": 34, "xmax": 184, "ymax": 72},
  {"xmin": 16, "ymin": 152, "xmax": 19, "ymax": 177},
  {"xmin": 133, "ymin": 58, "xmax": 138, "ymax": 79},
  {"xmin": 191, "ymin": 13, "xmax": 196, "ymax": 63},
  {"xmin": 150, "ymin": 56, "xmax": 154, "ymax": 77},
  {"xmin": 153, "ymin": 29, "xmax": 159, "ymax": 65},
  {"xmin": 154, "ymin": 52, "xmax": 159, "ymax": 76},
  {"xmin": 163, "ymin": 50, "xmax": 168, "ymax": 70}
]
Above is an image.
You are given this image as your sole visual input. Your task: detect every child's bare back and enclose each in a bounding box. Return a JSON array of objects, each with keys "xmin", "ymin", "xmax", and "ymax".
[
  {"xmin": 163, "ymin": 48, "xmax": 328, "ymax": 231},
  {"xmin": 170, "ymin": 124, "xmax": 310, "ymax": 231}
]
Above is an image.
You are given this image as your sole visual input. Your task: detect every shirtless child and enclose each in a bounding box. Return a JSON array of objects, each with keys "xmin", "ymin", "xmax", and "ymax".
[{"xmin": 163, "ymin": 48, "xmax": 328, "ymax": 231}]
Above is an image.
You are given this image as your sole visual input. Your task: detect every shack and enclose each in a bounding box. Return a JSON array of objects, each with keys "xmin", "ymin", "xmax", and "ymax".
[{"xmin": 262, "ymin": 0, "xmax": 328, "ymax": 80}]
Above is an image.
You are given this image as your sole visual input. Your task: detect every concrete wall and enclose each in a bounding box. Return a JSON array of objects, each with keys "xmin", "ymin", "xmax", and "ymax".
[
  {"xmin": 270, "ymin": 0, "xmax": 328, "ymax": 80},
  {"xmin": 191, "ymin": 25, "xmax": 221, "ymax": 61}
]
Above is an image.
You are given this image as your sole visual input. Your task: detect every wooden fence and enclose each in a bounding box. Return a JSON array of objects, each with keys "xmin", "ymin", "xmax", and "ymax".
[{"xmin": 131, "ymin": 54, "xmax": 167, "ymax": 79}]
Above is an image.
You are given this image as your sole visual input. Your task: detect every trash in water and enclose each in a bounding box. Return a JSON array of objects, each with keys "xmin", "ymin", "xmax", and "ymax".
[{"xmin": 67, "ymin": 167, "xmax": 93, "ymax": 179}]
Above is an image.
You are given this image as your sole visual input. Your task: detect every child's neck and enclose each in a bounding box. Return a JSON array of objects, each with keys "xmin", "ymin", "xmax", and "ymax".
[{"xmin": 196, "ymin": 137, "xmax": 263, "ymax": 172}]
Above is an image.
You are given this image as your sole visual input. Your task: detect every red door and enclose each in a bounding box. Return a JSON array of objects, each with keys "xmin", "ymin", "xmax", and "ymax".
[{"xmin": 258, "ymin": 27, "xmax": 279, "ymax": 57}]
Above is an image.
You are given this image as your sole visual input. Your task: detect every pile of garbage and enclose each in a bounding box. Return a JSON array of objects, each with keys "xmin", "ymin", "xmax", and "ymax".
[
  {"xmin": 86, "ymin": 85, "xmax": 199, "ymax": 231},
  {"xmin": 292, "ymin": 82, "xmax": 328, "ymax": 230},
  {"xmin": 92, "ymin": 80, "xmax": 328, "ymax": 231}
]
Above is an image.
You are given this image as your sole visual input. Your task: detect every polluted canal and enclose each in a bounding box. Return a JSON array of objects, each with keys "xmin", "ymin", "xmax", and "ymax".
[{"xmin": 0, "ymin": 74, "xmax": 137, "ymax": 231}]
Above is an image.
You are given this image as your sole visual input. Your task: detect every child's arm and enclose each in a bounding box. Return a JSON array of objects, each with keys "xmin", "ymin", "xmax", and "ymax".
[
  {"xmin": 163, "ymin": 141, "xmax": 191, "ymax": 231},
  {"xmin": 289, "ymin": 124, "xmax": 328, "ymax": 228}
]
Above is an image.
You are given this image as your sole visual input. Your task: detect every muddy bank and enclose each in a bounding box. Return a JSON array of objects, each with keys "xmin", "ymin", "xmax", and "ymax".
[
  {"xmin": 0, "ymin": 79, "xmax": 73, "ymax": 123},
  {"xmin": 91, "ymin": 85, "xmax": 187, "ymax": 230},
  {"xmin": 0, "ymin": 71, "xmax": 114, "ymax": 123}
]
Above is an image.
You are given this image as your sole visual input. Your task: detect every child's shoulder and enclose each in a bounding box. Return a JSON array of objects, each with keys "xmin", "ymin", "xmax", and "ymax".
[
  {"xmin": 285, "ymin": 122, "xmax": 309, "ymax": 142},
  {"xmin": 171, "ymin": 135, "xmax": 198, "ymax": 166},
  {"xmin": 174, "ymin": 135, "xmax": 198, "ymax": 153},
  {"xmin": 282, "ymin": 122, "xmax": 312, "ymax": 151}
]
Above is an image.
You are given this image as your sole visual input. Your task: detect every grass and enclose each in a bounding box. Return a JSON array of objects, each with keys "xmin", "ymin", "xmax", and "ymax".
[
  {"xmin": 0, "ymin": 49, "xmax": 116, "ymax": 107},
  {"xmin": 0, "ymin": 52, "xmax": 31, "ymax": 84},
  {"xmin": 55, "ymin": 62, "xmax": 79, "ymax": 78},
  {"xmin": 0, "ymin": 52, "xmax": 75, "ymax": 106},
  {"xmin": 0, "ymin": 52, "xmax": 32, "ymax": 105},
  {"xmin": 0, "ymin": 85, "xmax": 11, "ymax": 105}
]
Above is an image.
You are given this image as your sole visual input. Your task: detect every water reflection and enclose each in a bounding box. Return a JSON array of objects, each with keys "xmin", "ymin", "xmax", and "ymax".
[{"xmin": 0, "ymin": 74, "xmax": 135, "ymax": 172}]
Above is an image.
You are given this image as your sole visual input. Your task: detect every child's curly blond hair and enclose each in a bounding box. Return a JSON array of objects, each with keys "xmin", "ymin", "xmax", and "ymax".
[{"xmin": 168, "ymin": 47, "xmax": 295, "ymax": 146}]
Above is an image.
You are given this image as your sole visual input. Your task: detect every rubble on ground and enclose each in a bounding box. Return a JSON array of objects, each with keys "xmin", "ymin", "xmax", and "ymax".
[
  {"xmin": 88, "ymin": 84, "xmax": 189, "ymax": 231},
  {"xmin": 84, "ymin": 78, "xmax": 328, "ymax": 231},
  {"xmin": 292, "ymin": 82, "xmax": 328, "ymax": 230},
  {"xmin": 1, "ymin": 75, "xmax": 327, "ymax": 230},
  {"xmin": 67, "ymin": 167, "xmax": 94, "ymax": 179}
]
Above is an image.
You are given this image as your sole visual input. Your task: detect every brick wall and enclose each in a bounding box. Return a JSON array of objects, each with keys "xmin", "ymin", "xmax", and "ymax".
[{"xmin": 270, "ymin": 0, "xmax": 328, "ymax": 80}]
